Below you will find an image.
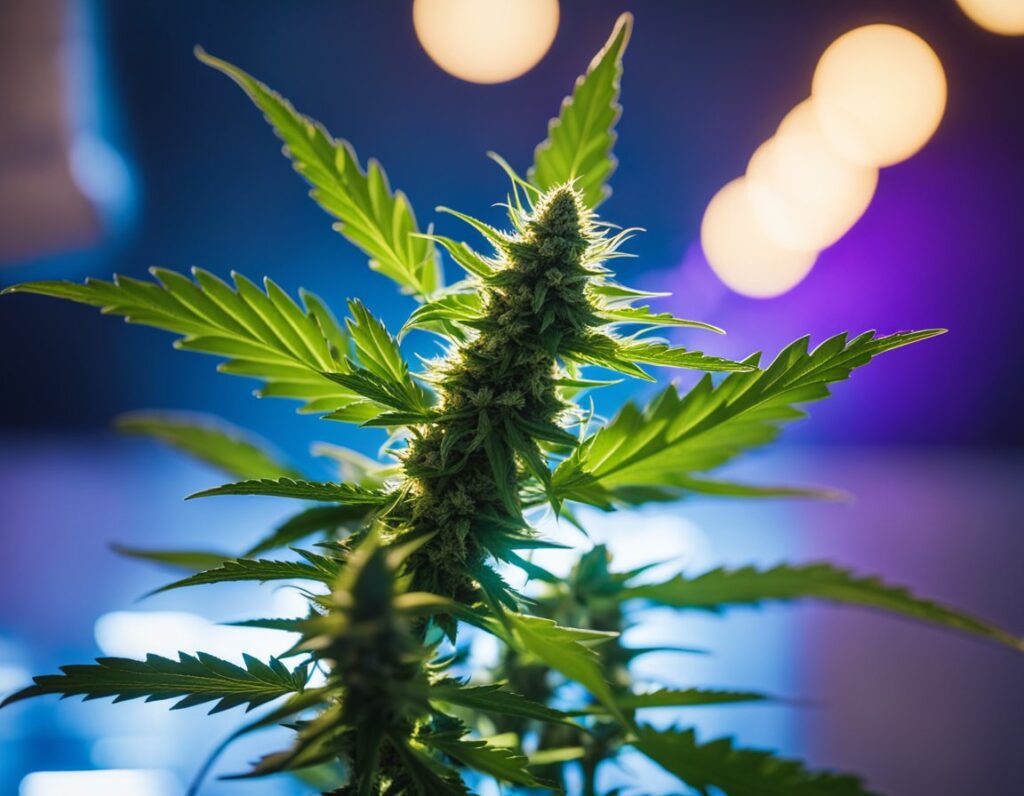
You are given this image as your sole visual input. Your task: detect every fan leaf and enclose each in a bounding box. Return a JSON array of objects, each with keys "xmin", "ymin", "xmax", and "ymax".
[
  {"xmin": 187, "ymin": 477, "xmax": 389, "ymax": 504},
  {"xmin": 572, "ymin": 687, "xmax": 769, "ymax": 714},
  {"xmin": 149, "ymin": 555, "xmax": 340, "ymax": 595},
  {"xmin": 508, "ymin": 614, "xmax": 623, "ymax": 722},
  {"xmin": 530, "ymin": 13, "xmax": 633, "ymax": 208},
  {"xmin": 554, "ymin": 330, "xmax": 944, "ymax": 506},
  {"xmin": 196, "ymin": 48, "xmax": 441, "ymax": 300},
  {"xmin": 1, "ymin": 652, "xmax": 308, "ymax": 714},
  {"xmin": 422, "ymin": 732, "xmax": 549, "ymax": 789},
  {"xmin": 428, "ymin": 680, "xmax": 578, "ymax": 728},
  {"xmin": 623, "ymin": 562, "xmax": 1023, "ymax": 650},
  {"xmin": 3, "ymin": 270, "xmax": 374, "ymax": 419},
  {"xmin": 633, "ymin": 725, "xmax": 877, "ymax": 796}
]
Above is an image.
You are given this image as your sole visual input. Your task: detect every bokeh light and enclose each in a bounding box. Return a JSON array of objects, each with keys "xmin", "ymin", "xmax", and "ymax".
[
  {"xmin": 412, "ymin": 0, "xmax": 560, "ymax": 84},
  {"xmin": 746, "ymin": 99, "xmax": 878, "ymax": 252},
  {"xmin": 812, "ymin": 24, "xmax": 947, "ymax": 167},
  {"xmin": 700, "ymin": 177, "xmax": 817, "ymax": 298},
  {"xmin": 955, "ymin": 0, "xmax": 1024, "ymax": 35},
  {"xmin": 20, "ymin": 770, "xmax": 179, "ymax": 796}
]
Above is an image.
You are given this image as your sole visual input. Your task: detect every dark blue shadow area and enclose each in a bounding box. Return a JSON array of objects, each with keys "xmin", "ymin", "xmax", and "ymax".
[{"xmin": 2, "ymin": 0, "xmax": 1024, "ymax": 462}]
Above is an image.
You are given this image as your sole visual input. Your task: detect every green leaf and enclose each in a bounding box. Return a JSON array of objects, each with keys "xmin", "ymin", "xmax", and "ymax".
[
  {"xmin": 661, "ymin": 477, "xmax": 844, "ymax": 501},
  {"xmin": 530, "ymin": 13, "xmax": 633, "ymax": 208},
  {"xmin": 428, "ymin": 680, "xmax": 578, "ymax": 728},
  {"xmin": 244, "ymin": 504, "xmax": 370, "ymax": 558},
  {"xmin": 528, "ymin": 747, "xmax": 586, "ymax": 766},
  {"xmin": 562, "ymin": 333, "xmax": 751, "ymax": 381},
  {"xmin": 421, "ymin": 234, "xmax": 496, "ymax": 279},
  {"xmin": 324, "ymin": 368, "xmax": 431, "ymax": 421},
  {"xmin": 563, "ymin": 476, "xmax": 841, "ymax": 510},
  {"xmin": 633, "ymin": 725, "xmax": 877, "ymax": 796},
  {"xmin": 422, "ymin": 732, "xmax": 549, "ymax": 789},
  {"xmin": 616, "ymin": 339, "xmax": 756, "ymax": 373},
  {"xmin": 589, "ymin": 281, "xmax": 668, "ymax": 305},
  {"xmin": 507, "ymin": 614, "xmax": 623, "ymax": 722},
  {"xmin": 187, "ymin": 477, "xmax": 388, "ymax": 504},
  {"xmin": 111, "ymin": 544, "xmax": 231, "ymax": 573},
  {"xmin": 390, "ymin": 734, "xmax": 470, "ymax": 796},
  {"xmin": 623, "ymin": 562, "xmax": 1023, "ymax": 650},
  {"xmin": 228, "ymin": 617, "xmax": 306, "ymax": 633},
  {"xmin": 3, "ymin": 270, "xmax": 373, "ymax": 418},
  {"xmin": 554, "ymin": 330, "xmax": 945, "ymax": 505},
  {"xmin": 345, "ymin": 299, "xmax": 429, "ymax": 408},
  {"xmin": 596, "ymin": 306, "xmax": 725, "ymax": 334},
  {"xmin": 404, "ymin": 291, "xmax": 485, "ymax": 334},
  {"xmin": 149, "ymin": 555, "xmax": 339, "ymax": 595},
  {"xmin": 1, "ymin": 652, "xmax": 308, "ymax": 714},
  {"xmin": 573, "ymin": 687, "xmax": 769, "ymax": 714},
  {"xmin": 196, "ymin": 48, "xmax": 441, "ymax": 299},
  {"xmin": 115, "ymin": 411, "xmax": 299, "ymax": 480},
  {"xmin": 237, "ymin": 702, "xmax": 351, "ymax": 778}
]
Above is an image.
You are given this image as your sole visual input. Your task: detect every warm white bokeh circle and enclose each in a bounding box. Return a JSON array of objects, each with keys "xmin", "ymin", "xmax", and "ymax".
[
  {"xmin": 955, "ymin": 0, "xmax": 1024, "ymax": 35},
  {"xmin": 812, "ymin": 24, "xmax": 947, "ymax": 167},
  {"xmin": 413, "ymin": 0, "xmax": 560, "ymax": 84},
  {"xmin": 746, "ymin": 99, "xmax": 878, "ymax": 252},
  {"xmin": 701, "ymin": 178, "xmax": 818, "ymax": 298}
]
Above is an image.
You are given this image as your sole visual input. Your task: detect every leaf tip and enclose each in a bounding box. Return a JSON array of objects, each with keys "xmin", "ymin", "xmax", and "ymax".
[
  {"xmin": 612, "ymin": 11, "xmax": 635, "ymax": 45},
  {"xmin": 193, "ymin": 45, "xmax": 220, "ymax": 69}
]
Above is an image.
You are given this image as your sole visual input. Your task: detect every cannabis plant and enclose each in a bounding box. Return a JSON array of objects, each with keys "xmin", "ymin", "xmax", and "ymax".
[{"xmin": 4, "ymin": 13, "xmax": 1019, "ymax": 796}]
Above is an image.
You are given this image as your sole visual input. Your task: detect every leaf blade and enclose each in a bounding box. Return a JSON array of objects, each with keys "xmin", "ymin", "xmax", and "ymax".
[
  {"xmin": 555, "ymin": 330, "xmax": 945, "ymax": 506},
  {"xmin": 633, "ymin": 725, "xmax": 877, "ymax": 796},
  {"xmin": 196, "ymin": 48, "xmax": 440, "ymax": 299},
  {"xmin": 115, "ymin": 411, "xmax": 299, "ymax": 480},
  {"xmin": 530, "ymin": 13, "xmax": 633, "ymax": 208},
  {"xmin": 1, "ymin": 652, "xmax": 308, "ymax": 714},
  {"xmin": 623, "ymin": 562, "xmax": 1023, "ymax": 650}
]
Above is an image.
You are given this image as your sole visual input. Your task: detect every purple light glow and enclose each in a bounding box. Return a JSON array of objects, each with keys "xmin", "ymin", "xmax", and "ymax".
[{"xmin": 648, "ymin": 134, "xmax": 1024, "ymax": 445}]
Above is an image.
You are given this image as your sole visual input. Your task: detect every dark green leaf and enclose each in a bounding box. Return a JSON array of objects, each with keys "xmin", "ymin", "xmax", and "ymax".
[
  {"xmin": 508, "ymin": 614, "xmax": 623, "ymax": 722},
  {"xmin": 111, "ymin": 544, "xmax": 231, "ymax": 573},
  {"xmin": 573, "ymin": 687, "xmax": 769, "ymax": 714},
  {"xmin": 562, "ymin": 333, "xmax": 751, "ymax": 381},
  {"xmin": 187, "ymin": 477, "xmax": 388, "ymax": 504},
  {"xmin": 244, "ymin": 504, "xmax": 369, "ymax": 557},
  {"xmin": 423, "ymin": 732, "xmax": 549, "ymax": 789},
  {"xmin": 236, "ymin": 702, "xmax": 350, "ymax": 778},
  {"xmin": 2, "ymin": 652, "xmax": 308, "ymax": 714},
  {"xmin": 634, "ymin": 725, "xmax": 876, "ymax": 795},
  {"xmin": 428, "ymin": 680, "xmax": 578, "ymax": 728},
  {"xmin": 623, "ymin": 562, "xmax": 1023, "ymax": 650},
  {"xmin": 390, "ymin": 732, "xmax": 470, "ymax": 796},
  {"xmin": 150, "ymin": 556, "xmax": 338, "ymax": 595}
]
